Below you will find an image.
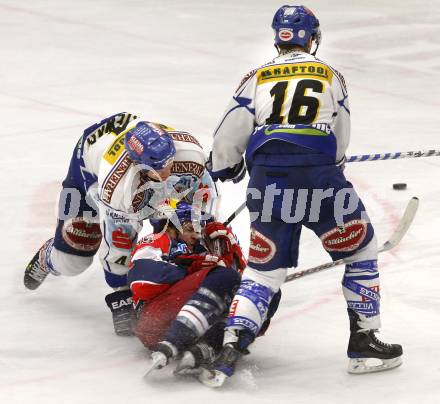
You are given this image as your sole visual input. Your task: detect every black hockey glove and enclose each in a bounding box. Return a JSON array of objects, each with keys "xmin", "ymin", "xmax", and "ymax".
[
  {"xmin": 105, "ymin": 290, "xmax": 135, "ymax": 336},
  {"xmin": 206, "ymin": 152, "xmax": 246, "ymax": 184}
]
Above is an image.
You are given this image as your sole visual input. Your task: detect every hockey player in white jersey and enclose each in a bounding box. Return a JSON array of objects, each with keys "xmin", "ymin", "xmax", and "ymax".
[
  {"xmin": 24, "ymin": 112, "xmax": 215, "ymax": 336},
  {"xmin": 204, "ymin": 6, "xmax": 402, "ymax": 386}
]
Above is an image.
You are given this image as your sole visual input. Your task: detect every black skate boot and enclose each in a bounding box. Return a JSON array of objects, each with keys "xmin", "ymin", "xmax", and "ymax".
[
  {"xmin": 144, "ymin": 341, "xmax": 178, "ymax": 378},
  {"xmin": 24, "ymin": 239, "xmax": 55, "ymax": 290},
  {"xmin": 347, "ymin": 309, "xmax": 403, "ymax": 374},
  {"xmin": 174, "ymin": 342, "xmax": 215, "ymax": 376},
  {"xmin": 199, "ymin": 328, "xmax": 252, "ymax": 387}
]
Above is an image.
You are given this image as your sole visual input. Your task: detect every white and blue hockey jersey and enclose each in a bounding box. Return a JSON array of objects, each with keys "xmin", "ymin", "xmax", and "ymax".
[
  {"xmin": 211, "ymin": 51, "xmax": 350, "ymax": 170},
  {"xmin": 74, "ymin": 113, "xmax": 216, "ymax": 278}
]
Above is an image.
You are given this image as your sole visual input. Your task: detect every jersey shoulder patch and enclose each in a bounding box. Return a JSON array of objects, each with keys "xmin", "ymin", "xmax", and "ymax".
[
  {"xmin": 100, "ymin": 153, "xmax": 132, "ymax": 205},
  {"xmin": 235, "ymin": 68, "xmax": 258, "ymax": 92},
  {"xmin": 139, "ymin": 233, "xmax": 171, "ymax": 251},
  {"xmin": 316, "ymin": 58, "xmax": 348, "ymax": 93},
  {"xmin": 235, "ymin": 59, "xmax": 277, "ymax": 92},
  {"xmin": 331, "ymin": 67, "xmax": 347, "ymax": 93}
]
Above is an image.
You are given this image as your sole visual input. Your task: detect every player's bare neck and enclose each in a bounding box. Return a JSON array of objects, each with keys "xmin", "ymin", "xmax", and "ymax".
[
  {"xmin": 278, "ymin": 46, "xmax": 309, "ymax": 56},
  {"xmin": 166, "ymin": 227, "xmax": 178, "ymax": 240}
]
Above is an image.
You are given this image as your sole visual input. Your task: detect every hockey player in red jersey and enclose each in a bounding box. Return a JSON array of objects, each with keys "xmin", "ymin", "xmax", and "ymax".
[
  {"xmin": 127, "ymin": 201, "xmax": 248, "ymax": 375},
  {"xmin": 23, "ymin": 113, "xmax": 216, "ymax": 336}
]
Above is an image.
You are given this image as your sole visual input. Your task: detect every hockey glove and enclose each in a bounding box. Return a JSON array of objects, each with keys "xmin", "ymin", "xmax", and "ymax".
[
  {"xmin": 206, "ymin": 152, "xmax": 246, "ymax": 184},
  {"xmin": 203, "ymin": 222, "xmax": 247, "ymax": 273},
  {"xmin": 174, "ymin": 253, "xmax": 224, "ymax": 274},
  {"xmin": 105, "ymin": 290, "xmax": 135, "ymax": 336},
  {"xmin": 337, "ymin": 155, "xmax": 346, "ymax": 172}
]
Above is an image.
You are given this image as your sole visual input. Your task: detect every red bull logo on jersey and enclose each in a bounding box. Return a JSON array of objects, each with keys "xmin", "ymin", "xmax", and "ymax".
[{"xmin": 320, "ymin": 220, "xmax": 367, "ymax": 252}]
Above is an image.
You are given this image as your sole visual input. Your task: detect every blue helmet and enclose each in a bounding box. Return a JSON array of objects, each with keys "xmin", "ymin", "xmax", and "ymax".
[
  {"xmin": 272, "ymin": 5, "xmax": 321, "ymax": 49},
  {"xmin": 175, "ymin": 201, "xmax": 193, "ymax": 224},
  {"xmin": 150, "ymin": 201, "xmax": 193, "ymax": 233},
  {"xmin": 124, "ymin": 122, "xmax": 176, "ymax": 169}
]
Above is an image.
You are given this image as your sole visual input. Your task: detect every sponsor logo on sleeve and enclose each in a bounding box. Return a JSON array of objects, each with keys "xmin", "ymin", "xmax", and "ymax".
[
  {"xmin": 332, "ymin": 67, "xmax": 347, "ymax": 92},
  {"xmin": 168, "ymin": 132, "xmax": 202, "ymax": 148},
  {"xmin": 235, "ymin": 68, "xmax": 258, "ymax": 92},
  {"xmin": 86, "ymin": 113, "xmax": 137, "ymax": 148},
  {"xmin": 171, "ymin": 161, "xmax": 204, "ymax": 179},
  {"xmin": 101, "ymin": 154, "xmax": 132, "ymax": 204}
]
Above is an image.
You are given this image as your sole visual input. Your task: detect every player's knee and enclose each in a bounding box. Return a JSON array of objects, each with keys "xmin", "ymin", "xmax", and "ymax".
[
  {"xmin": 201, "ymin": 266, "xmax": 241, "ymax": 301},
  {"xmin": 54, "ymin": 216, "xmax": 102, "ymax": 255},
  {"xmin": 226, "ymin": 278, "xmax": 275, "ymax": 338},
  {"xmin": 104, "ymin": 271, "xmax": 128, "ymax": 288},
  {"xmin": 50, "ymin": 247, "xmax": 93, "ymax": 276},
  {"xmin": 345, "ymin": 235, "xmax": 378, "ymax": 264},
  {"xmin": 242, "ymin": 266, "xmax": 287, "ymax": 292}
]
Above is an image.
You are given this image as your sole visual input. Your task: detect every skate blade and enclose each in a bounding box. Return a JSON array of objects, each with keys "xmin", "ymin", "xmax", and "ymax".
[
  {"xmin": 348, "ymin": 356, "xmax": 402, "ymax": 374},
  {"xmin": 143, "ymin": 352, "xmax": 167, "ymax": 379},
  {"xmin": 173, "ymin": 367, "xmax": 203, "ymax": 377},
  {"xmin": 198, "ymin": 368, "xmax": 228, "ymax": 388},
  {"xmin": 173, "ymin": 351, "xmax": 198, "ymax": 377}
]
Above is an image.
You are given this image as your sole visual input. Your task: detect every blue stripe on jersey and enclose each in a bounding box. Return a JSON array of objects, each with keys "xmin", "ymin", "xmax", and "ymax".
[
  {"xmin": 245, "ymin": 124, "xmax": 337, "ymax": 162},
  {"xmin": 128, "ymin": 259, "xmax": 186, "ymax": 286},
  {"xmin": 214, "ymin": 88, "xmax": 255, "ymax": 136}
]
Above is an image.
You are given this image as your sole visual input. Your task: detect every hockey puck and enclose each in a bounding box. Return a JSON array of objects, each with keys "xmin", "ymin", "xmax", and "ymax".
[{"xmin": 393, "ymin": 183, "xmax": 407, "ymax": 190}]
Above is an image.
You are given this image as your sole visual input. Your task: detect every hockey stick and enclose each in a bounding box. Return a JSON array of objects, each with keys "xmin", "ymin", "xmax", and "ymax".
[
  {"xmin": 347, "ymin": 149, "xmax": 440, "ymax": 163},
  {"xmin": 284, "ymin": 197, "xmax": 419, "ymax": 283},
  {"xmin": 223, "ymin": 201, "xmax": 247, "ymax": 226},
  {"xmin": 220, "ymin": 148, "xmax": 435, "ymax": 225}
]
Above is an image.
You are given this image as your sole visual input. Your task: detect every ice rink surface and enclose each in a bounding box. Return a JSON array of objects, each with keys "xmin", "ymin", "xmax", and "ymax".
[{"xmin": 1, "ymin": 1, "xmax": 439, "ymax": 403}]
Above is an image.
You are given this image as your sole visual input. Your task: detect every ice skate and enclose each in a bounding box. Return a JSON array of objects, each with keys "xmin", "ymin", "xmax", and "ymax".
[
  {"xmin": 144, "ymin": 341, "xmax": 178, "ymax": 378},
  {"xmin": 24, "ymin": 239, "xmax": 54, "ymax": 290},
  {"xmin": 199, "ymin": 343, "xmax": 242, "ymax": 387},
  {"xmin": 174, "ymin": 342, "xmax": 215, "ymax": 376},
  {"xmin": 347, "ymin": 309, "xmax": 402, "ymax": 374}
]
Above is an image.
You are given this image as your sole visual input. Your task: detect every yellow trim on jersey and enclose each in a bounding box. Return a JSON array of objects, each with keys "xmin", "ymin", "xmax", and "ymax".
[
  {"xmin": 152, "ymin": 122, "xmax": 176, "ymax": 131},
  {"xmin": 257, "ymin": 63, "xmax": 333, "ymax": 85},
  {"xmin": 104, "ymin": 132, "xmax": 127, "ymax": 164}
]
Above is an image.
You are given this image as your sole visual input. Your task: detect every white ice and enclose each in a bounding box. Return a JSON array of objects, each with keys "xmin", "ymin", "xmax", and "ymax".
[{"xmin": 1, "ymin": 1, "xmax": 439, "ymax": 403}]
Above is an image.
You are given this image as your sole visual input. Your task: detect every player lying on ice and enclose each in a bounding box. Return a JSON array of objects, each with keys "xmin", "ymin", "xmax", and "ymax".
[
  {"xmin": 204, "ymin": 5, "xmax": 403, "ymax": 386},
  {"xmin": 24, "ymin": 112, "xmax": 216, "ymax": 336},
  {"xmin": 128, "ymin": 201, "xmax": 280, "ymax": 377}
]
